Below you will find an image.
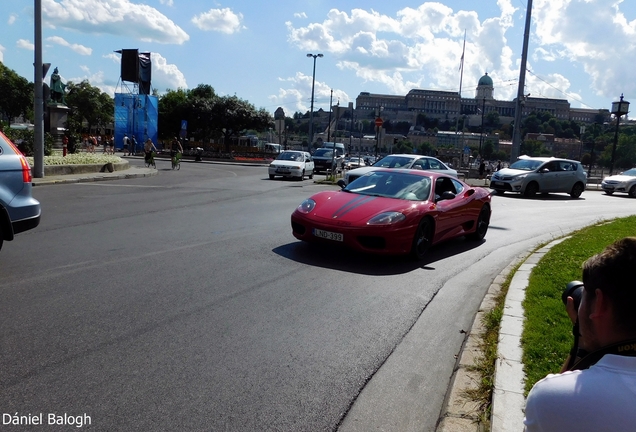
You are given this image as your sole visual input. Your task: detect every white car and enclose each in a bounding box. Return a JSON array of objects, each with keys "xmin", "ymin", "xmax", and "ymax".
[
  {"xmin": 601, "ymin": 168, "xmax": 636, "ymax": 197},
  {"xmin": 343, "ymin": 154, "xmax": 457, "ymax": 185},
  {"xmin": 268, "ymin": 151, "xmax": 314, "ymax": 180},
  {"xmin": 344, "ymin": 157, "xmax": 366, "ymax": 170},
  {"xmin": 490, "ymin": 156, "xmax": 587, "ymax": 198}
]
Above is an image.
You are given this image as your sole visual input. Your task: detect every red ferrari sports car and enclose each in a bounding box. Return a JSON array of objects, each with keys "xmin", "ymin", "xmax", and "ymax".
[{"xmin": 291, "ymin": 169, "xmax": 492, "ymax": 259}]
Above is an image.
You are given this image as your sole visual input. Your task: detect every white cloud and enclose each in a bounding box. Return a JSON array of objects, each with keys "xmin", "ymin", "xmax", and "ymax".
[
  {"xmin": 269, "ymin": 72, "xmax": 350, "ymax": 113},
  {"xmin": 281, "ymin": 0, "xmax": 636, "ymax": 107},
  {"xmin": 286, "ymin": 2, "xmax": 520, "ymax": 102},
  {"xmin": 41, "ymin": 0, "xmax": 189, "ymax": 44},
  {"xmin": 294, "ymin": 12, "xmax": 307, "ymax": 19},
  {"xmin": 532, "ymin": 0, "xmax": 636, "ymax": 102},
  {"xmin": 192, "ymin": 8, "xmax": 245, "ymax": 34},
  {"xmin": 159, "ymin": 0, "xmax": 173, "ymax": 6},
  {"xmin": 17, "ymin": 39, "xmax": 34, "ymax": 50},
  {"xmin": 0, "ymin": 44, "xmax": 4, "ymax": 62},
  {"xmin": 150, "ymin": 52, "xmax": 188, "ymax": 93},
  {"xmin": 46, "ymin": 36, "xmax": 92, "ymax": 55},
  {"xmin": 8, "ymin": 14, "xmax": 17, "ymax": 25},
  {"xmin": 69, "ymin": 68, "xmax": 117, "ymax": 97}
]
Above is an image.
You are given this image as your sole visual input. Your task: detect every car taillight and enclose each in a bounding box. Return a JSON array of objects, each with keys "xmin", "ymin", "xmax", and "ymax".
[
  {"xmin": 4, "ymin": 136, "xmax": 33, "ymax": 183},
  {"xmin": 19, "ymin": 155, "xmax": 33, "ymax": 183}
]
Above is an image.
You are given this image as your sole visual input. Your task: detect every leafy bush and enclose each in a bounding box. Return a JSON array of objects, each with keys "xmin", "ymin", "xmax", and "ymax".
[{"xmin": 2, "ymin": 127, "xmax": 54, "ymax": 156}]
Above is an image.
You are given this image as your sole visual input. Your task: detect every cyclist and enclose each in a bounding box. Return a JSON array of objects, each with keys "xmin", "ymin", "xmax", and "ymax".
[
  {"xmin": 144, "ymin": 138, "xmax": 157, "ymax": 167},
  {"xmin": 171, "ymin": 137, "xmax": 183, "ymax": 168}
]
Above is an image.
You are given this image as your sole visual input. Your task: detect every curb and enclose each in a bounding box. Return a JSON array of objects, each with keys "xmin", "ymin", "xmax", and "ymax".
[
  {"xmin": 436, "ymin": 256, "xmax": 525, "ymax": 432},
  {"xmin": 436, "ymin": 238, "xmax": 568, "ymax": 432},
  {"xmin": 32, "ymin": 166, "xmax": 157, "ymax": 186},
  {"xmin": 43, "ymin": 160, "xmax": 130, "ymax": 175},
  {"xmin": 490, "ymin": 237, "xmax": 567, "ymax": 432}
]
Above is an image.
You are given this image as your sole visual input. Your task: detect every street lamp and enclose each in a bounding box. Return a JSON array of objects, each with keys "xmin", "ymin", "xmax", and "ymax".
[
  {"xmin": 609, "ymin": 94, "xmax": 630, "ymax": 175},
  {"xmin": 478, "ymin": 97, "xmax": 486, "ymax": 159},
  {"xmin": 307, "ymin": 53, "xmax": 323, "ymax": 152}
]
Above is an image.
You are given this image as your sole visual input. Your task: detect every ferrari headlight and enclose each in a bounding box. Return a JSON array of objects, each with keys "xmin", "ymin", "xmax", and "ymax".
[
  {"xmin": 367, "ymin": 211, "xmax": 406, "ymax": 225},
  {"xmin": 297, "ymin": 199, "xmax": 316, "ymax": 214}
]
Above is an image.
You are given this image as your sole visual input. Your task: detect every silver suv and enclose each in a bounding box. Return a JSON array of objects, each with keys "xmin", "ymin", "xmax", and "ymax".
[
  {"xmin": 490, "ymin": 156, "xmax": 587, "ymax": 198},
  {"xmin": 0, "ymin": 131, "xmax": 41, "ymax": 251}
]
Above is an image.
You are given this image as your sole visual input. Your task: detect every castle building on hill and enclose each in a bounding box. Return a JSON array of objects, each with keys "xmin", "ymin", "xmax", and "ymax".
[{"xmin": 354, "ymin": 72, "xmax": 607, "ymax": 128}]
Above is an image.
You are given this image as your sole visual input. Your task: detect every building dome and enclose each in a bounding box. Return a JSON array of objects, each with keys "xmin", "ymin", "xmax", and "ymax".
[{"xmin": 478, "ymin": 73, "xmax": 493, "ymax": 87}]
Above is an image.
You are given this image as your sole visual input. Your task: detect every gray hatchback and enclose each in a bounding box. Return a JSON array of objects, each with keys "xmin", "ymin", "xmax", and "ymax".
[
  {"xmin": 490, "ymin": 156, "xmax": 587, "ymax": 198},
  {"xmin": 0, "ymin": 131, "xmax": 41, "ymax": 251}
]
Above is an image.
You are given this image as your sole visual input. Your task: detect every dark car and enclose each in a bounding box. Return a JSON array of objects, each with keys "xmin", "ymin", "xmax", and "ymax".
[
  {"xmin": 0, "ymin": 131, "xmax": 41, "ymax": 251},
  {"xmin": 312, "ymin": 147, "xmax": 344, "ymax": 174}
]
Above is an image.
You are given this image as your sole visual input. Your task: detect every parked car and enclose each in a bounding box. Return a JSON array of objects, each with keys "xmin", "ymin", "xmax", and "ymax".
[
  {"xmin": 268, "ymin": 150, "xmax": 314, "ymax": 180},
  {"xmin": 0, "ymin": 131, "xmax": 41, "ymax": 251},
  {"xmin": 343, "ymin": 154, "xmax": 458, "ymax": 185},
  {"xmin": 291, "ymin": 169, "xmax": 491, "ymax": 260},
  {"xmin": 312, "ymin": 147, "xmax": 344, "ymax": 174},
  {"xmin": 601, "ymin": 168, "xmax": 636, "ymax": 197},
  {"xmin": 490, "ymin": 156, "xmax": 587, "ymax": 198}
]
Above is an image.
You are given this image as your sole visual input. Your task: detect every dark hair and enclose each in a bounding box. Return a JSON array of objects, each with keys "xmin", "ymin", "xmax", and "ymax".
[{"xmin": 582, "ymin": 237, "xmax": 636, "ymax": 333}]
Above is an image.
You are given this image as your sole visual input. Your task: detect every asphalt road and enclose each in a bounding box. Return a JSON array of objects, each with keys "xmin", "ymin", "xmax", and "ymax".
[{"xmin": 1, "ymin": 160, "xmax": 635, "ymax": 431}]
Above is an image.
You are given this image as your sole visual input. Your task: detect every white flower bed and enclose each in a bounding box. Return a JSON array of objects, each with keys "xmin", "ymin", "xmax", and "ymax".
[{"xmin": 26, "ymin": 154, "xmax": 123, "ymax": 167}]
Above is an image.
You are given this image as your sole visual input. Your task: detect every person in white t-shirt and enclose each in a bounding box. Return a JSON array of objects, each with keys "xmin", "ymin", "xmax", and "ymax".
[{"xmin": 524, "ymin": 237, "xmax": 636, "ymax": 432}]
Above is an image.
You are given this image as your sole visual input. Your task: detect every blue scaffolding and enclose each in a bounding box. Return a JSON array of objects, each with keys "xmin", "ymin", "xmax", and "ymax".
[{"xmin": 114, "ymin": 93, "xmax": 158, "ymax": 151}]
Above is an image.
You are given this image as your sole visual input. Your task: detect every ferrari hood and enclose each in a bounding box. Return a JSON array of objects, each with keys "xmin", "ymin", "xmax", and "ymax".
[{"xmin": 310, "ymin": 191, "xmax": 413, "ymax": 222}]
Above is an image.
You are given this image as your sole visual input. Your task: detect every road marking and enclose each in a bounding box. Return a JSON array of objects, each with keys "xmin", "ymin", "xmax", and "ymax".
[{"xmin": 74, "ymin": 183, "xmax": 167, "ymax": 188}]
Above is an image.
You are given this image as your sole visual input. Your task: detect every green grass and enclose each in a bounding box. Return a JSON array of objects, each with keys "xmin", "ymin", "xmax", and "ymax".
[{"xmin": 521, "ymin": 216, "xmax": 636, "ymax": 393}]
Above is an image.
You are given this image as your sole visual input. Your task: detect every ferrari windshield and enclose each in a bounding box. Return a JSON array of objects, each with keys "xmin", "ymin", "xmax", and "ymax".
[
  {"xmin": 372, "ymin": 155, "xmax": 416, "ymax": 168},
  {"xmin": 276, "ymin": 151, "xmax": 304, "ymax": 162},
  {"xmin": 345, "ymin": 171, "xmax": 432, "ymax": 201},
  {"xmin": 510, "ymin": 159, "xmax": 543, "ymax": 171}
]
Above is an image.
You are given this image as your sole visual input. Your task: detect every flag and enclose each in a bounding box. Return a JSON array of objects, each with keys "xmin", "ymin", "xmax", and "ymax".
[{"xmin": 459, "ymin": 30, "xmax": 466, "ymax": 71}]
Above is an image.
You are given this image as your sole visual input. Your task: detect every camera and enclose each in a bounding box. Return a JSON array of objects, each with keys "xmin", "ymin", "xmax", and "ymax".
[{"xmin": 562, "ymin": 280, "xmax": 584, "ymax": 310}]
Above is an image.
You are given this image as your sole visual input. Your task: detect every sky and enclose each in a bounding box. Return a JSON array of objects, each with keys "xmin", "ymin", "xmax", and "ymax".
[{"xmin": 1, "ymin": 0, "xmax": 636, "ymax": 118}]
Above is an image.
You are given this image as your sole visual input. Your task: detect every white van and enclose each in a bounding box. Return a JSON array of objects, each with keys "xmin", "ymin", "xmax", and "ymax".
[
  {"xmin": 320, "ymin": 142, "xmax": 345, "ymax": 154},
  {"xmin": 264, "ymin": 143, "xmax": 282, "ymax": 154}
]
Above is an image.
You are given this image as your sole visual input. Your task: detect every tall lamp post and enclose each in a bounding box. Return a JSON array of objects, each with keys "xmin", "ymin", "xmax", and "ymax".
[
  {"xmin": 609, "ymin": 94, "xmax": 630, "ymax": 175},
  {"xmin": 478, "ymin": 97, "xmax": 486, "ymax": 159},
  {"xmin": 307, "ymin": 53, "xmax": 323, "ymax": 152}
]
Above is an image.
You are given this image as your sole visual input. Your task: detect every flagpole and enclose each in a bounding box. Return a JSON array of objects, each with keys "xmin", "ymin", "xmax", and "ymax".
[{"xmin": 455, "ymin": 30, "xmax": 466, "ymax": 167}]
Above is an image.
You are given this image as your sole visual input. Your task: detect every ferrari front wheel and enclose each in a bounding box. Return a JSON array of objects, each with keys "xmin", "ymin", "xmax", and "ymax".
[
  {"xmin": 468, "ymin": 204, "xmax": 491, "ymax": 241},
  {"xmin": 411, "ymin": 217, "xmax": 434, "ymax": 260}
]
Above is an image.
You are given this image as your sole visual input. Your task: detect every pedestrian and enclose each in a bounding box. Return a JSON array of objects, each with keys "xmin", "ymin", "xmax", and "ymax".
[
  {"xmin": 131, "ymin": 136, "xmax": 138, "ymax": 156},
  {"xmin": 496, "ymin": 160, "xmax": 501, "ymax": 171},
  {"xmin": 524, "ymin": 237, "xmax": 636, "ymax": 432},
  {"xmin": 478, "ymin": 160, "xmax": 485, "ymax": 179},
  {"xmin": 123, "ymin": 133, "xmax": 130, "ymax": 156}
]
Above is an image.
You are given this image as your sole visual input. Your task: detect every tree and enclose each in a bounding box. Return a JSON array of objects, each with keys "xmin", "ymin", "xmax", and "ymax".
[
  {"xmin": 210, "ymin": 95, "xmax": 272, "ymax": 151},
  {"xmin": 65, "ymin": 80, "xmax": 113, "ymax": 135},
  {"xmin": 0, "ymin": 63, "xmax": 32, "ymax": 124},
  {"xmin": 485, "ymin": 111, "xmax": 500, "ymax": 128},
  {"xmin": 482, "ymin": 140, "xmax": 495, "ymax": 159},
  {"xmin": 158, "ymin": 88, "xmax": 189, "ymax": 139}
]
